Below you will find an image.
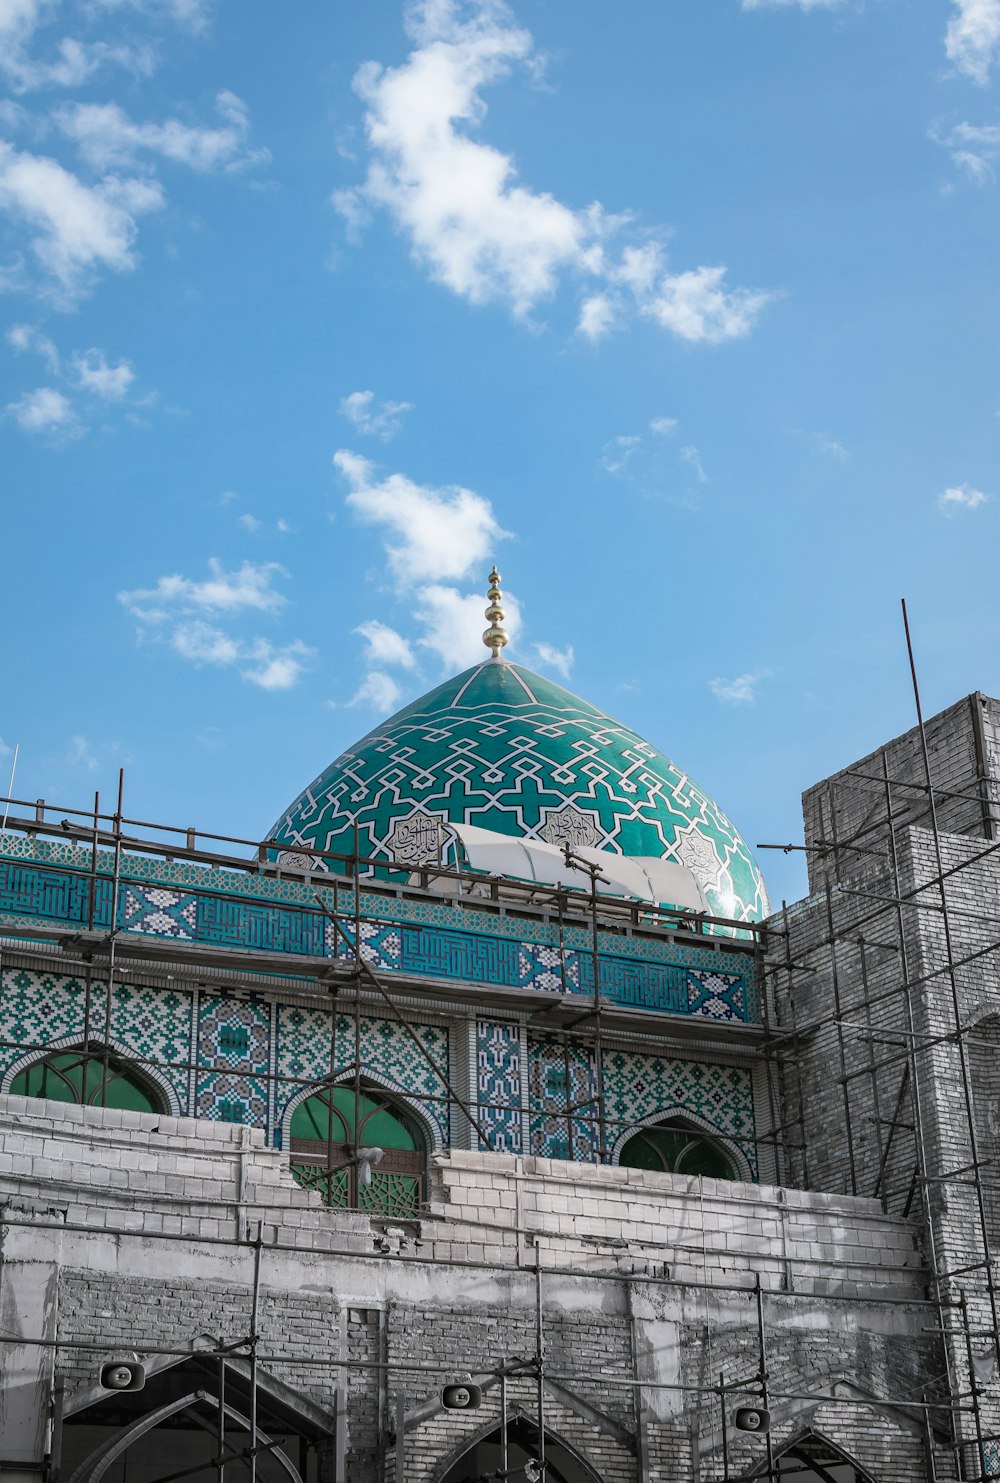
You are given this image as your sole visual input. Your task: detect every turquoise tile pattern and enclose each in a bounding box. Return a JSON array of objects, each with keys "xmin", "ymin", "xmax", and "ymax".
[
  {"xmin": 273, "ymin": 1003, "xmax": 451, "ymax": 1146},
  {"xmin": 268, "ymin": 660, "xmax": 770, "ymax": 926},
  {"xmin": 0, "ymin": 836, "xmax": 761, "ymax": 1025},
  {"xmin": 476, "ymin": 1020, "xmax": 522, "ymax": 1153},
  {"xmin": 0, "ymin": 834, "xmax": 761, "ymax": 1178},
  {"xmin": 0, "ymin": 966, "xmax": 193, "ymax": 1110}
]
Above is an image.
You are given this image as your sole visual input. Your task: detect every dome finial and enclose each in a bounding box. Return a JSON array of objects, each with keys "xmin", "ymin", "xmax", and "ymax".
[{"xmin": 482, "ymin": 565, "xmax": 508, "ymax": 660}]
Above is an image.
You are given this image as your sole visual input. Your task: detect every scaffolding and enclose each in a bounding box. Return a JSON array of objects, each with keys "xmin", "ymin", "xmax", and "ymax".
[{"xmin": 2, "ymin": 609, "xmax": 999, "ymax": 1479}]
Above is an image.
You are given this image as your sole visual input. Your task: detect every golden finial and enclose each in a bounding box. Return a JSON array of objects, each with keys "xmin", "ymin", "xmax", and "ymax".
[{"xmin": 482, "ymin": 565, "xmax": 509, "ymax": 659}]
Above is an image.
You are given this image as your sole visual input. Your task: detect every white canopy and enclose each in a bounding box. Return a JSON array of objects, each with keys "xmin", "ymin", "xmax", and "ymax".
[{"xmin": 449, "ymin": 823, "xmax": 707, "ymax": 913}]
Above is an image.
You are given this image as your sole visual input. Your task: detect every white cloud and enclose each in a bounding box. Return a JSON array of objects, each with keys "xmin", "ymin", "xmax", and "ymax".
[
  {"xmin": 346, "ymin": 670, "xmax": 404, "ymax": 713},
  {"xmin": 119, "ymin": 560, "xmax": 313, "ymax": 689},
  {"xmin": 5, "ymin": 384, "xmax": 79, "ymax": 433},
  {"xmin": 241, "ymin": 638, "xmax": 314, "ymax": 691},
  {"xmin": 3, "ymin": 37, "xmax": 154, "ymax": 94},
  {"xmin": 532, "ymin": 640, "xmax": 573, "ymax": 680},
  {"xmin": 55, "ymin": 92, "xmax": 269, "ymax": 174},
  {"xmin": 170, "ymin": 619, "xmax": 240, "ymax": 665},
  {"xmin": 355, "ymin": 619, "xmax": 416, "ymax": 670},
  {"xmin": 118, "ymin": 558, "xmax": 289, "ymax": 621},
  {"xmin": 680, "ymin": 445, "xmax": 708, "ymax": 483},
  {"xmin": 68, "ymin": 733, "xmax": 98, "ymax": 771},
  {"xmin": 238, "ymin": 512, "xmax": 262, "ymax": 533},
  {"xmin": 334, "ymin": 447, "xmax": 508, "ymax": 583},
  {"xmin": 709, "ymin": 672, "xmax": 765, "ymax": 704},
  {"xmin": 599, "ymin": 434, "xmax": 640, "ymax": 476},
  {"xmin": 932, "ymin": 119, "xmax": 1000, "ymax": 184},
  {"xmin": 938, "ymin": 482, "xmax": 992, "ymax": 512},
  {"xmin": 7, "ymin": 320, "xmax": 58, "ymax": 370},
  {"xmin": 0, "ymin": 141, "xmax": 163, "ymax": 301},
  {"xmin": 416, "ymin": 581, "xmax": 522, "ymax": 671},
  {"xmin": 577, "ymin": 293, "xmax": 616, "ymax": 341},
  {"xmin": 0, "ymin": 0, "xmax": 155, "ymax": 93},
  {"xmin": 640, "ymin": 264, "xmax": 773, "ymax": 344},
  {"xmin": 167, "ymin": 620, "xmax": 313, "ymax": 689},
  {"xmin": 276, "ymin": 517, "xmax": 293, "ymax": 534},
  {"xmin": 88, "ymin": 0, "xmax": 214, "ymax": 35},
  {"xmin": 599, "ymin": 419, "xmax": 709, "ymax": 502},
  {"xmin": 340, "ymin": 388, "xmax": 414, "ymax": 440},
  {"xmin": 946, "ymin": 0, "xmax": 1000, "ymax": 85},
  {"xmin": 72, "ymin": 346, "xmax": 134, "ymax": 399},
  {"xmin": 336, "ymin": 0, "xmax": 772, "ymax": 343}
]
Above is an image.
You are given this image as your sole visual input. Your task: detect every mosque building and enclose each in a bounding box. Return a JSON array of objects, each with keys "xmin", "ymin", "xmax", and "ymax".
[{"xmin": 1, "ymin": 571, "xmax": 999, "ymax": 1482}]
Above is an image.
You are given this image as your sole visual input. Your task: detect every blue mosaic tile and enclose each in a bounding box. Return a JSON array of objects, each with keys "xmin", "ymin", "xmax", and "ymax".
[
  {"xmin": 196, "ymin": 997, "xmax": 271, "ymax": 1129},
  {"xmin": 528, "ymin": 1037, "xmax": 600, "ymax": 1162},
  {"xmin": 477, "ymin": 1021, "xmax": 522, "ymax": 1153},
  {"xmin": 121, "ymin": 884, "xmax": 197, "ymax": 940},
  {"xmin": 273, "ymin": 1004, "xmax": 450, "ymax": 1146},
  {"xmin": 0, "ymin": 836, "xmax": 761, "ymax": 1026},
  {"xmin": 686, "ymin": 970, "xmax": 745, "ymax": 1022},
  {"xmin": 0, "ymin": 966, "xmax": 192, "ymax": 1111}
]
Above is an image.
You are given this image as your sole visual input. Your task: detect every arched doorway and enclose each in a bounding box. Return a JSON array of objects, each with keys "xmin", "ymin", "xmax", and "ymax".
[
  {"xmin": 436, "ymin": 1416, "xmax": 602, "ymax": 1483},
  {"xmin": 59, "ymin": 1353, "xmax": 333, "ymax": 1483},
  {"xmin": 745, "ymin": 1431, "xmax": 877, "ymax": 1480},
  {"xmin": 10, "ymin": 1044, "xmax": 165, "ymax": 1114},
  {"xmin": 288, "ymin": 1081, "xmax": 426, "ymax": 1218},
  {"xmin": 619, "ymin": 1117, "xmax": 736, "ymax": 1180}
]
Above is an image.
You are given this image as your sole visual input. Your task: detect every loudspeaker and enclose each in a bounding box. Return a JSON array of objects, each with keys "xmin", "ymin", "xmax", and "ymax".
[
  {"xmin": 734, "ymin": 1405, "xmax": 770, "ymax": 1433},
  {"xmin": 100, "ymin": 1361, "xmax": 145, "ymax": 1392},
  {"xmin": 441, "ymin": 1382, "xmax": 482, "ymax": 1411}
]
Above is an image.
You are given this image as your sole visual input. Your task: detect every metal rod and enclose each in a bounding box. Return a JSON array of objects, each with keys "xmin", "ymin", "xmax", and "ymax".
[
  {"xmin": 902, "ymin": 599, "xmax": 1000, "ymax": 1383},
  {"xmin": 535, "ymin": 1238, "xmax": 545, "ymax": 1472},
  {"xmin": 249, "ymin": 1221, "xmax": 263, "ymax": 1483},
  {"xmin": 316, "ymin": 896, "xmax": 495, "ymax": 1150}
]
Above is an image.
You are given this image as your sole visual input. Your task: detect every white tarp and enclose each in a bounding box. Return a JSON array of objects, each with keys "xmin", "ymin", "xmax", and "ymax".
[{"xmin": 450, "ymin": 823, "xmax": 706, "ymax": 912}]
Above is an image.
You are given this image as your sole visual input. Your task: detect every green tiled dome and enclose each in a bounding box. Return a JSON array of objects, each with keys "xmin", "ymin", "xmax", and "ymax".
[{"xmin": 270, "ymin": 659, "xmax": 768, "ymax": 923}]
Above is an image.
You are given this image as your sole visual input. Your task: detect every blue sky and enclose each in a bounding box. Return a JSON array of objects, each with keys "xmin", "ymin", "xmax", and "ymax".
[{"xmin": 2, "ymin": 0, "xmax": 1000, "ymax": 909}]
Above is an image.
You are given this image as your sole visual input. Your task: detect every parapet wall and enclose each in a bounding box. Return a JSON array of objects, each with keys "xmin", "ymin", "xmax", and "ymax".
[{"xmin": 0, "ymin": 1095, "xmax": 924, "ymax": 1298}]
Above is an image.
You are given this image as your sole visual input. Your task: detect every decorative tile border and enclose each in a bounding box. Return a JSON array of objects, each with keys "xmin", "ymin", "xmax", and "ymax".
[
  {"xmin": 476, "ymin": 1020, "xmax": 522, "ymax": 1154},
  {"xmin": 0, "ymin": 838, "xmax": 761, "ymax": 1026},
  {"xmin": 0, "ymin": 966, "xmax": 192, "ymax": 1110}
]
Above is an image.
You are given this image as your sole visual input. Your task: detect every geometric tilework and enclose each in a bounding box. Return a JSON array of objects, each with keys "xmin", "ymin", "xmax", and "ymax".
[
  {"xmin": 602, "ymin": 1048, "xmax": 757, "ymax": 1177},
  {"xmin": 273, "ymin": 1003, "xmax": 450, "ymax": 1147},
  {"xmin": 120, "ymin": 884, "xmax": 197, "ymax": 940},
  {"xmin": 269, "ymin": 658, "xmax": 770, "ymax": 925},
  {"xmin": 984, "ymin": 1442, "xmax": 1000, "ymax": 1479},
  {"xmin": 0, "ymin": 960, "xmax": 758, "ymax": 1176},
  {"xmin": 329, "ymin": 919, "xmax": 402, "ymax": 971},
  {"xmin": 0, "ymin": 966, "xmax": 193, "ymax": 1111},
  {"xmin": 196, "ymin": 996, "xmax": 270, "ymax": 1130},
  {"xmin": 686, "ymin": 970, "xmax": 745, "ymax": 1022},
  {"xmin": 525, "ymin": 1035, "xmax": 757, "ymax": 1175},
  {"xmin": 518, "ymin": 942, "xmax": 577, "ymax": 993},
  {"xmin": 0, "ymin": 835, "xmax": 762, "ymax": 1026},
  {"xmin": 476, "ymin": 1020, "xmax": 522, "ymax": 1153},
  {"xmin": 528, "ymin": 1036, "xmax": 600, "ymax": 1162}
]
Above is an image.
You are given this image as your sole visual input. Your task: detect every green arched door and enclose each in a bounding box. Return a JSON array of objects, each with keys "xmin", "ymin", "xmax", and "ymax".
[
  {"xmin": 11, "ymin": 1046, "xmax": 163, "ymax": 1114},
  {"xmin": 619, "ymin": 1119, "xmax": 736, "ymax": 1179},
  {"xmin": 289, "ymin": 1084, "xmax": 425, "ymax": 1218}
]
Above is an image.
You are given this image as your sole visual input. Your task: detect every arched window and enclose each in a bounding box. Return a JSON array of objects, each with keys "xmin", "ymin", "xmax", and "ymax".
[
  {"xmin": 437, "ymin": 1417, "xmax": 601, "ymax": 1483},
  {"xmin": 750, "ymin": 1432, "xmax": 877, "ymax": 1481},
  {"xmin": 10, "ymin": 1045, "xmax": 164, "ymax": 1115},
  {"xmin": 288, "ymin": 1083, "xmax": 425, "ymax": 1218},
  {"xmin": 619, "ymin": 1118, "xmax": 736, "ymax": 1180}
]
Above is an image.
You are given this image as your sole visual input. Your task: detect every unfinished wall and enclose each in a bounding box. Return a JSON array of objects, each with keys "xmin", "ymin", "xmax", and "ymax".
[{"xmin": 0, "ymin": 1093, "xmax": 950, "ymax": 1482}]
